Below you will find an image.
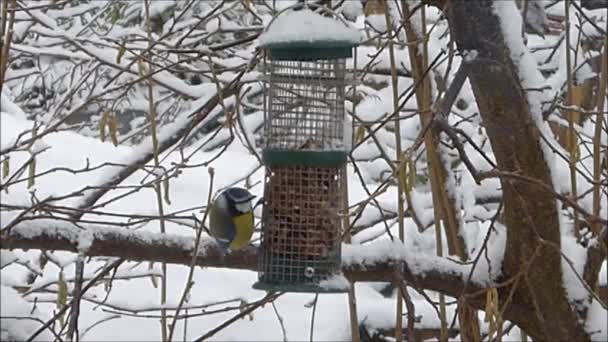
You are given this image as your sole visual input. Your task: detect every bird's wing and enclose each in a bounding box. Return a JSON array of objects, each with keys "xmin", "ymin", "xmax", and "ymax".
[
  {"xmin": 215, "ymin": 238, "xmax": 231, "ymax": 250},
  {"xmin": 209, "ymin": 204, "xmax": 236, "ymax": 242}
]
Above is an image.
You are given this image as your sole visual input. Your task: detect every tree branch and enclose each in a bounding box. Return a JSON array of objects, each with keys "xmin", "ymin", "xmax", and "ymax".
[
  {"xmin": 4, "ymin": 219, "xmax": 606, "ymax": 333},
  {"xmin": 0, "ymin": 219, "xmax": 479, "ymax": 299}
]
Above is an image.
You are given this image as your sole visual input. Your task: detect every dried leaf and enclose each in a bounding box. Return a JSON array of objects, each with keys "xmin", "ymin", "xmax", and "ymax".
[
  {"xmin": 398, "ymin": 153, "xmax": 413, "ymax": 192},
  {"xmin": 163, "ymin": 176, "xmax": 171, "ymax": 205},
  {"xmin": 116, "ymin": 40, "xmax": 127, "ymax": 64},
  {"xmin": 109, "ymin": 113, "xmax": 119, "ymax": 146},
  {"xmin": 364, "ymin": 0, "xmax": 386, "ymax": 16},
  {"xmin": 148, "ymin": 262, "xmax": 158, "ymax": 288},
  {"xmin": 110, "ymin": 5, "xmax": 121, "ymax": 24},
  {"xmin": 355, "ymin": 125, "xmax": 366, "ymax": 144},
  {"xmin": 2, "ymin": 156, "xmax": 9, "ymax": 179},
  {"xmin": 487, "ymin": 320, "xmax": 496, "ymax": 340},
  {"xmin": 99, "ymin": 111, "xmax": 109, "ymax": 143},
  {"xmin": 484, "ymin": 287, "xmax": 499, "ymax": 340},
  {"xmin": 57, "ymin": 271, "xmax": 68, "ymax": 308},
  {"xmin": 27, "ymin": 157, "xmax": 36, "ymax": 189},
  {"xmin": 484, "ymin": 288, "xmax": 493, "ymax": 322},
  {"xmin": 245, "ymin": 176, "xmax": 251, "ymax": 189},
  {"xmin": 223, "ymin": 112, "xmax": 235, "ymax": 128},
  {"xmin": 407, "ymin": 157, "xmax": 416, "ymax": 190},
  {"xmin": 137, "ymin": 58, "xmax": 147, "ymax": 77},
  {"xmin": 571, "ymin": 144, "xmax": 580, "ymax": 163},
  {"xmin": 57, "ymin": 270, "xmax": 68, "ymax": 327}
]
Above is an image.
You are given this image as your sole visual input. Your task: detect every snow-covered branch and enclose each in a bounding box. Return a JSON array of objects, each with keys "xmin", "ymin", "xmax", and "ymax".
[{"xmin": 0, "ymin": 218, "xmax": 483, "ymax": 299}]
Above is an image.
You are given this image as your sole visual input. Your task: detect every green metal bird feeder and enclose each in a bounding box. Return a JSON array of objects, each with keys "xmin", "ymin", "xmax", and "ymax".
[{"xmin": 253, "ymin": 5, "xmax": 360, "ymax": 293}]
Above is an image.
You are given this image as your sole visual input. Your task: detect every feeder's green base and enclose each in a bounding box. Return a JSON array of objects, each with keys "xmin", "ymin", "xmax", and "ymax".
[{"xmin": 252, "ymin": 281, "xmax": 348, "ymax": 294}]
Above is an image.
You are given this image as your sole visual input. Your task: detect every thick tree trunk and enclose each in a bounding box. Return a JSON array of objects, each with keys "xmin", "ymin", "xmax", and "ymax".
[{"xmin": 446, "ymin": 1, "xmax": 590, "ymax": 340}]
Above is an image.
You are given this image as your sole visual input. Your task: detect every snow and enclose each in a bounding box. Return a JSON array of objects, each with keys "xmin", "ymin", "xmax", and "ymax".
[
  {"xmin": 462, "ymin": 49, "xmax": 478, "ymax": 62},
  {"xmin": 339, "ymin": 1, "xmax": 363, "ymax": 22},
  {"xmin": 1, "ymin": 285, "xmax": 52, "ymax": 341},
  {"xmin": 586, "ymin": 298, "xmax": 608, "ymax": 341},
  {"xmin": 0, "ymin": 250, "xmax": 18, "ymax": 268},
  {"xmin": 600, "ymin": 261, "xmax": 607, "ymax": 286},
  {"xmin": 2, "ymin": 2, "xmax": 606, "ymax": 340},
  {"xmin": 1, "ymin": 90, "xmax": 28, "ymax": 121},
  {"xmin": 366, "ymin": 14, "xmax": 387, "ymax": 33},
  {"xmin": 560, "ymin": 236, "xmax": 589, "ymax": 306},
  {"xmin": 258, "ymin": 9, "xmax": 361, "ymax": 47},
  {"xmin": 319, "ymin": 273, "xmax": 350, "ymax": 291},
  {"xmin": 356, "ymin": 283, "xmax": 460, "ymax": 332},
  {"xmin": 141, "ymin": 0, "xmax": 175, "ymax": 19},
  {"xmin": 343, "ymin": 222, "xmax": 506, "ymax": 287},
  {"xmin": 0, "ymin": 112, "xmax": 34, "ymax": 150},
  {"xmin": 3, "ymin": 218, "xmax": 217, "ymax": 258}
]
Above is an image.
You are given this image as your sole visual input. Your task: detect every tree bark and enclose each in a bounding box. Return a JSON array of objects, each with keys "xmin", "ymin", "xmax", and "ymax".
[{"xmin": 446, "ymin": 1, "xmax": 592, "ymax": 340}]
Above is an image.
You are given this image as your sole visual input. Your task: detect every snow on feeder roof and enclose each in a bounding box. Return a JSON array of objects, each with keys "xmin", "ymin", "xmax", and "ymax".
[{"xmin": 258, "ymin": 9, "xmax": 360, "ymax": 61}]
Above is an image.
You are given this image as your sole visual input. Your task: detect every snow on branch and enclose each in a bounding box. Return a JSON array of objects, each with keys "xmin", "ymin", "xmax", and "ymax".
[
  {"xmin": 0, "ymin": 219, "xmax": 252, "ymax": 269},
  {"xmin": 0, "ymin": 219, "xmax": 485, "ymax": 299}
]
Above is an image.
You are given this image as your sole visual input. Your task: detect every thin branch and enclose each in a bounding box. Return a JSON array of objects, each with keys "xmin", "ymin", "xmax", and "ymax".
[
  {"xmin": 25, "ymin": 259, "xmax": 124, "ymax": 342},
  {"xmin": 192, "ymin": 292, "xmax": 282, "ymax": 342}
]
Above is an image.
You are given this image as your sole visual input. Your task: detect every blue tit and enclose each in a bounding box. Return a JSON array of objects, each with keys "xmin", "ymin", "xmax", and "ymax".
[{"xmin": 209, "ymin": 187, "xmax": 256, "ymax": 251}]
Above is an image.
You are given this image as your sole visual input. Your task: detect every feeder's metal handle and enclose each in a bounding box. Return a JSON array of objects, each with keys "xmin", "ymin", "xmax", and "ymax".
[{"xmin": 262, "ymin": 2, "xmax": 353, "ymax": 35}]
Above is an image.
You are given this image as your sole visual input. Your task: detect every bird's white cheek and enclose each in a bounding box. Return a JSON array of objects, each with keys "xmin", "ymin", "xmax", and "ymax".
[{"xmin": 235, "ymin": 202, "xmax": 252, "ymax": 213}]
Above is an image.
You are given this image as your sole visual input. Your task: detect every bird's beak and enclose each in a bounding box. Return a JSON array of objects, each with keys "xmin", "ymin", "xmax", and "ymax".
[{"xmin": 253, "ymin": 197, "xmax": 264, "ymax": 209}]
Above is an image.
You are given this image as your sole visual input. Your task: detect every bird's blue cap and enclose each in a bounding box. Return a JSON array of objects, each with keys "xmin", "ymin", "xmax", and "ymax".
[{"xmin": 224, "ymin": 187, "xmax": 255, "ymax": 204}]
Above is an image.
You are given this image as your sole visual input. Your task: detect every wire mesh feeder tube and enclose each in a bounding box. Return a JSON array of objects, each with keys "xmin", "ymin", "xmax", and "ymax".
[
  {"xmin": 262, "ymin": 57, "xmax": 352, "ymax": 154},
  {"xmin": 253, "ymin": 165, "xmax": 347, "ymax": 293}
]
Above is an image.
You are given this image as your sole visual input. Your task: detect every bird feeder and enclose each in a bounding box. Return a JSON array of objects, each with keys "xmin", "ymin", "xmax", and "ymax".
[{"xmin": 253, "ymin": 6, "xmax": 359, "ymax": 293}]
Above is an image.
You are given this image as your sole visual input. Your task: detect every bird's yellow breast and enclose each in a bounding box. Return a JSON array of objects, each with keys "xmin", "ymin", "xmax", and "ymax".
[{"xmin": 229, "ymin": 211, "xmax": 254, "ymax": 250}]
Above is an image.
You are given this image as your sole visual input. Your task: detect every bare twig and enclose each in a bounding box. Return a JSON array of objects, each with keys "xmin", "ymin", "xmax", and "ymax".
[
  {"xmin": 26, "ymin": 259, "xmax": 124, "ymax": 342},
  {"xmin": 309, "ymin": 293, "xmax": 319, "ymax": 342},
  {"xmin": 167, "ymin": 168, "xmax": 215, "ymax": 341},
  {"xmin": 192, "ymin": 292, "xmax": 282, "ymax": 342}
]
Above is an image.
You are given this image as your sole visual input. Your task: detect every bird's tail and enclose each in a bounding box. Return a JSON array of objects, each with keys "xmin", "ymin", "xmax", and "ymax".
[{"xmin": 216, "ymin": 238, "xmax": 231, "ymax": 251}]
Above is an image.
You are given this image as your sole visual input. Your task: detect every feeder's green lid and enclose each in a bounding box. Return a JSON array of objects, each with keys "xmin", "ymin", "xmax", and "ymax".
[{"xmin": 259, "ymin": 9, "xmax": 360, "ymax": 61}]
